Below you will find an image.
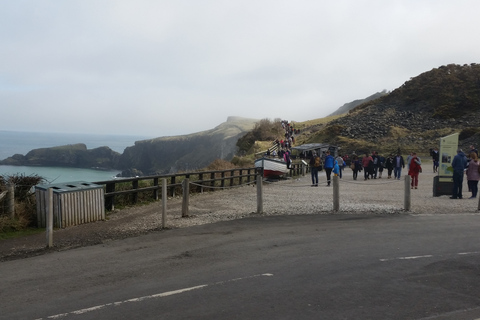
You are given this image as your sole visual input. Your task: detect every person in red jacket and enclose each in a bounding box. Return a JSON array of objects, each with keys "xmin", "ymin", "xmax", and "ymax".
[{"xmin": 408, "ymin": 152, "xmax": 422, "ymax": 189}]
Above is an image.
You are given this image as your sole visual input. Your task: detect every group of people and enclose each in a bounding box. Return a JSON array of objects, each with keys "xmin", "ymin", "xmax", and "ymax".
[
  {"xmin": 349, "ymin": 152, "xmax": 412, "ymax": 182},
  {"xmin": 450, "ymin": 145, "xmax": 479, "ymax": 199},
  {"xmin": 306, "ymin": 144, "xmax": 480, "ymax": 200},
  {"xmin": 308, "ymin": 151, "xmax": 423, "ymax": 189},
  {"xmin": 309, "ymin": 150, "xmax": 338, "ymax": 187}
]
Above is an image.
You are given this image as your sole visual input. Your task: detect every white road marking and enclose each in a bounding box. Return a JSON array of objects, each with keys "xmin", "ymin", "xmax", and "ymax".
[
  {"xmin": 35, "ymin": 273, "xmax": 274, "ymax": 320},
  {"xmin": 380, "ymin": 251, "xmax": 480, "ymax": 262}
]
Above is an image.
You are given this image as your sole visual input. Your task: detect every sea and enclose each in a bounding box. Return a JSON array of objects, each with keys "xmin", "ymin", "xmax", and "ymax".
[{"xmin": 0, "ymin": 130, "xmax": 153, "ymax": 184}]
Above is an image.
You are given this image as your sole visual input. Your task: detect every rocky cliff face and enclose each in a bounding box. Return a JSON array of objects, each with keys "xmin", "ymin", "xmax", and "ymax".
[{"xmin": 117, "ymin": 116, "xmax": 258, "ymax": 175}]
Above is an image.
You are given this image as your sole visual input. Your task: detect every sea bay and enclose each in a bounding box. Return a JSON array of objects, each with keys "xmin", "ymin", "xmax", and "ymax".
[{"xmin": 0, "ymin": 130, "xmax": 154, "ymax": 184}]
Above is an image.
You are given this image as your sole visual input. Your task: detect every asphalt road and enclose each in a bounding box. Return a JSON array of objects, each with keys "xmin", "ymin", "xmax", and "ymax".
[{"xmin": 2, "ymin": 213, "xmax": 480, "ymax": 320}]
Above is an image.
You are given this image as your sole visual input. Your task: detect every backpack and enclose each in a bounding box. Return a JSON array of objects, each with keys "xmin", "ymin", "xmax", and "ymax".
[{"xmin": 314, "ymin": 156, "xmax": 321, "ymax": 167}]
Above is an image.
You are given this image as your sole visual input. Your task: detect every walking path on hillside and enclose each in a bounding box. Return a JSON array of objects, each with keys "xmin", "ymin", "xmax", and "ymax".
[{"xmin": 1, "ymin": 165, "xmax": 479, "ymax": 261}]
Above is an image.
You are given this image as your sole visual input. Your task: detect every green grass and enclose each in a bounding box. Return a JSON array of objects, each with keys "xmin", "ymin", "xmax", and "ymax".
[{"xmin": 0, "ymin": 228, "xmax": 44, "ymax": 240}]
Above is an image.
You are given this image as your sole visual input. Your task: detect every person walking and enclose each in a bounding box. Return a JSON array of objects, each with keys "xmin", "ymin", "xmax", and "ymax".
[
  {"xmin": 408, "ymin": 152, "xmax": 422, "ymax": 189},
  {"xmin": 324, "ymin": 150, "xmax": 335, "ymax": 186},
  {"xmin": 465, "ymin": 151, "xmax": 480, "ymax": 198},
  {"xmin": 431, "ymin": 148, "xmax": 439, "ymax": 173},
  {"xmin": 394, "ymin": 153, "xmax": 405, "ymax": 180},
  {"xmin": 310, "ymin": 152, "xmax": 321, "ymax": 187},
  {"xmin": 378, "ymin": 153, "xmax": 385, "ymax": 179},
  {"xmin": 351, "ymin": 154, "xmax": 361, "ymax": 180},
  {"xmin": 451, "ymin": 149, "xmax": 468, "ymax": 199},
  {"xmin": 362, "ymin": 153, "xmax": 373, "ymax": 180},
  {"xmin": 385, "ymin": 154, "xmax": 394, "ymax": 179},
  {"xmin": 336, "ymin": 155, "xmax": 345, "ymax": 178},
  {"xmin": 372, "ymin": 151, "xmax": 379, "ymax": 179}
]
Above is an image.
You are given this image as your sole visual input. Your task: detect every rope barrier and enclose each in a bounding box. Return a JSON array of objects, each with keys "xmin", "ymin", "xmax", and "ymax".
[{"xmin": 189, "ymin": 180, "xmax": 257, "ymax": 190}]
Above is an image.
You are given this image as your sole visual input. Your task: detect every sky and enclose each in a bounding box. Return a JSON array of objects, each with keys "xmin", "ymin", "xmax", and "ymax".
[{"xmin": 2, "ymin": 0, "xmax": 480, "ymax": 138}]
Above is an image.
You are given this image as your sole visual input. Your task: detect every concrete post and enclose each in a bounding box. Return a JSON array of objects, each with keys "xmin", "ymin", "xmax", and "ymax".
[
  {"xmin": 333, "ymin": 175, "xmax": 340, "ymax": 211},
  {"xmin": 182, "ymin": 178, "xmax": 190, "ymax": 217},
  {"xmin": 46, "ymin": 188, "xmax": 53, "ymax": 248},
  {"xmin": 404, "ymin": 175, "xmax": 411, "ymax": 211},
  {"xmin": 162, "ymin": 178, "xmax": 167, "ymax": 228},
  {"xmin": 7, "ymin": 183, "xmax": 15, "ymax": 219},
  {"xmin": 257, "ymin": 172, "xmax": 263, "ymax": 214}
]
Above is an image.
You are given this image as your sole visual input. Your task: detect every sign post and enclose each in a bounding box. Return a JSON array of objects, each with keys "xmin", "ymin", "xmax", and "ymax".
[{"xmin": 433, "ymin": 133, "xmax": 458, "ymax": 196}]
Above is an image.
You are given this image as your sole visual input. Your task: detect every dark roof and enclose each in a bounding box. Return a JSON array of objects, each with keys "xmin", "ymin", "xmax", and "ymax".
[{"xmin": 291, "ymin": 143, "xmax": 337, "ymax": 152}]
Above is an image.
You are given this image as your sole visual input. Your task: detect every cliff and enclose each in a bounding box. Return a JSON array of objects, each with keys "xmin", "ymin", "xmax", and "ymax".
[{"xmin": 117, "ymin": 116, "xmax": 258, "ymax": 175}]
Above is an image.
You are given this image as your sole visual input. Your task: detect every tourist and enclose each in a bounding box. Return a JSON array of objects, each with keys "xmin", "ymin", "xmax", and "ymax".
[
  {"xmin": 408, "ymin": 152, "xmax": 422, "ymax": 189},
  {"xmin": 372, "ymin": 151, "xmax": 379, "ymax": 179},
  {"xmin": 384, "ymin": 154, "xmax": 394, "ymax": 179},
  {"xmin": 324, "ymin": 150, "xmax": 335, "ymax": 186},
  {"xmin": 351, "ymin": 154, "xmax": 361, "ymax": 180},
  {"xmin": 406, "ymin": 152, "xmax": 413, "ymax": 170},
  {"xmin": 336, "ymin": 154, "xmax": 345, "ymax": 178},
  {"xmin": 394, "ymin": 153, "xmax": 405, "ymax": 180},
  {"xmin": 470, "ymin": 145, "xmax": 478, "ymax": 156},
  {"xmin": 431, "ymin": 148, "xmax": 439, "ymax": 173},
  {"xmin": 362, "ymin": 153, "xmax": 373, "ymax": 180},
  {"xmin": 465, "ymin": 151, "xmax": 480, "ymax": 198},
  {"xmin": 377, "ymin": 153, "xmax": 385, "ymax": 179},
  {"xmin": 451, "ymin": 149, "xmax": 468, "ymax": 199},
  {"xmin": 309, "ymin": 152, "xmax": 321, "ymax": 187},
  {"xmin": 284, "ymin": 149, "xmax": 291, "ymax": 169}
]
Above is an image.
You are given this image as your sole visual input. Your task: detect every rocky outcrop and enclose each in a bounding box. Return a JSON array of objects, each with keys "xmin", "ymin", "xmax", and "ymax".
[{"xmin": 0, "ymin": 144, "xmax": 121, "ymax": 169}]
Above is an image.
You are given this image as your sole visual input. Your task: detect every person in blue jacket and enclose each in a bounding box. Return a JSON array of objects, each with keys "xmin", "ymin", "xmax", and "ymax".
[
  {"xmin": 324, "ymin": 150, "xmax": 335, "ymax": 186},
  {"xmin": 451, "ymin": 149, "xmax": 468, "ymax": 199}
]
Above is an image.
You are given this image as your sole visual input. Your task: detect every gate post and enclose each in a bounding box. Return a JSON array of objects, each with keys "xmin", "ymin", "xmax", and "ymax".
[
  {"xmin": 256, "ymin": 170, "xmax": 263, "ymax": 214},
  {"xmin": 182, "ymin": 178, "xmax": 190, "ymax": 217},
  {"xmin": 7, "ymin": 183, "xmax": 15, "ymax": 219},
  {"xmin": 404, "ymin": 175, "xmax": 411, "ymax": 211},
  {"xmin": 333, "ymin": 175, "xmax": 340, "ymax": 211}
]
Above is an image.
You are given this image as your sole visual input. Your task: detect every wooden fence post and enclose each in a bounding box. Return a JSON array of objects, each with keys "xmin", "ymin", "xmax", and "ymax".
[
  {"xmin": 7, "ymin": 183, "xmax": 15, "ymax": 219},
  {"xmin": 333, "ymin": 175, "xmax": 339, "ymax": 211},
  {"xmin": 404, "ymin": 175, "xmax": 411, "ymax": 211},
  {"xmin": 153, "ymin": 178, "xmax": 159, "ymax": 200},
  {"xmin": 182, "ymin": 178, "xmax": 190, "ymax": 217},
  {"xmin": 105, "ymin": 182, "xmax": 115, "ymax": 211},
  {"xmin": 257, "ymin": 171, "xmax": 263, "ymax": 214},
  {"xmin": 162, "ymin": 178, "xmax": 167, "ymax": 228},
  {"xmin": 46, "ymin": 187, "xmax": 53, "ymax": 248}
]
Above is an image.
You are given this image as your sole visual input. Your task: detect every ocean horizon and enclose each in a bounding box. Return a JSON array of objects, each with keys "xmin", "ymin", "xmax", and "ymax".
[{"xmin": 0, "ymin": 130, "xmax": 153, "ymax": 184}]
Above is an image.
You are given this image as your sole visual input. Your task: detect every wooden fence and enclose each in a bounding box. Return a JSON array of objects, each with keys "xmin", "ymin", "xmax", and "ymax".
[{"xmin": 93, "ymin": 164, "xmax": 307, "ymax": 211}]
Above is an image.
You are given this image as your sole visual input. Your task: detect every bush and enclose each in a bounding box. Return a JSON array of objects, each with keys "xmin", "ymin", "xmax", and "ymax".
[
  {"xmin": 236, "ymin": 118, "xmax": 284, "ymax": 153},
  {"xmin": 0, "ymin": 173, "xmax": 45, "ymax": 229}
]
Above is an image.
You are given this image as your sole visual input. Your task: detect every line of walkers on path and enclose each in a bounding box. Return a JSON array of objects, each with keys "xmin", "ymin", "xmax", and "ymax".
[
  {"xmin": 308, "ymin": 151, "xmax": 422, "ymax": 189},
  {"xmin": 307, "ymin": 146, "xmax": 480, "ymax": 199}
]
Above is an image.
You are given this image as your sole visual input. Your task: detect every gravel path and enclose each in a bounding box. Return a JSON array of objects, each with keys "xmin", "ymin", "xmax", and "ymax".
[{"xmin": 1, "ymin": 167, "xmax": 479, "ymax": 261}]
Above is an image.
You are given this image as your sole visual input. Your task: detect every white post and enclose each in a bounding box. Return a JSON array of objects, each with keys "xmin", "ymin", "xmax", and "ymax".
[
  {"xmin": 333, "ymin": 175, "xmax": 340, "ymax": 211},
  {"xmin": 46, "ymin": 188, "xmax": 53, "ymax": 248},
  {"xmin": 182, "ymin": 178, "xmax": 190, "ymax": 217},
  {"xmin": 257, "ymin": 172, "xmax": 263, "ymax": 214},
  {"xmin": 7, "ymin": 183, "xmax": 15, "ymax": 219},
  {"xmin": 162, "ymin": 178, "xmax": 167, "ymax": 229},
  {"xmin": 404, "ymin": 175, "xmax": 411, "ymax": 211}
]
